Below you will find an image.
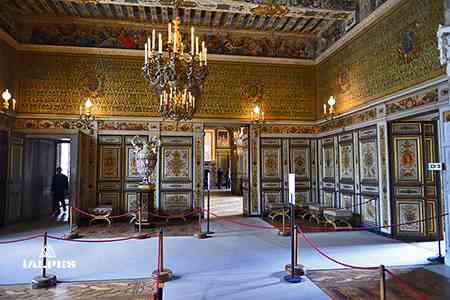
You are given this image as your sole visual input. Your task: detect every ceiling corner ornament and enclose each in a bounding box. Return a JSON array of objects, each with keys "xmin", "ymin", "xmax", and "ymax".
[
  {"xmin": 397, "ymin": 30, "xmax": 421, "ymax": 64},
  {"xmin": 250, "ymin": 4, "xmax": 289, "ymax": 17},
  {"xmin": 143, "ymin": 17, "xmax": 208, "ymax": 121},
  {"xmin": 438, "ymin": 24, "xmax": 450, "ymax": 76}
]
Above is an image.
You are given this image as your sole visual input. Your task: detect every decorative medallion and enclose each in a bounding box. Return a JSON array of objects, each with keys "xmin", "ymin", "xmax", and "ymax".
[
  {"xmin": 398, "ymin": 30, "xmax": 421, "ymax": 64},
  {"xmin": 337, "ymin": 65, "xmax": 350, "ymax": 93}
]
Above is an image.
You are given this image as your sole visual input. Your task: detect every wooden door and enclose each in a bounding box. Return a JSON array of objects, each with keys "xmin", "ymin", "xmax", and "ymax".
[
  {"xmin": 5, "ymin": 136, "xmax": 24, "ymax": 224},
  {"xmin": 389, "ymin": 122, "xmax": 438, "ymax": 240},
  {"xmin": 0, "ymin": 130, "xmax": 7, "ymax": 226},
  {"xmin": 290, "ymin": 139, "xmax": 312, "ymax": 206},
  {"xmin": 260, "ymin": 138, "xmax": 283, "ymax": 213}
]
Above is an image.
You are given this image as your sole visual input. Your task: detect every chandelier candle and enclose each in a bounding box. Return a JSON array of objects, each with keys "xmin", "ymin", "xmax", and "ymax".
[{"xmin": 143, "ymin": 17, "xmax": 208, "ymax": 121}]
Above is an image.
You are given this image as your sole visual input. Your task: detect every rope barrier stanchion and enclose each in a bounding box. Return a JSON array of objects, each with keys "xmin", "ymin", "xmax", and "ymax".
[
  {"xmin": 206, "ymin": 174, "xmax": 214, "ymax": 235},
  {"xmin": 32, "ymin": 232, "xmax": 57, "ymax": 289},
  {"xmin": 380, "ymin": 265, "xmax": 386, "ymax": 300},
  {"xmin": 194, "ymin": 195, "xmax": 208, "ymax": 239},
  {"xmin": 152, "ymin": 228, "xmax": 173, "ymax": 283},
  {"xmin": 284, "ymin": 176, "xmax": 303, "ymax": 283},
  {"xmin": 63, "ymin": 206, "xmax": 80, "ymax": 240},
  {"xmin": 285, "ymin": 223, "xmax": 305, "ymax": 276}
]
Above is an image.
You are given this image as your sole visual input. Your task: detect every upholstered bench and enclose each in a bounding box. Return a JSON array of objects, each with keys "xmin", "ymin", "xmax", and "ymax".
[
  {"xmin": 323, "ymin": 208, "xmax": 353, "ymax": 229},
  {"xmin": 308, "ymin": 204, "xmax": 331, "ymax": 225},
  {"xmin": 88, "ymin": 206, "xmax": 112, "ymax": 226}
]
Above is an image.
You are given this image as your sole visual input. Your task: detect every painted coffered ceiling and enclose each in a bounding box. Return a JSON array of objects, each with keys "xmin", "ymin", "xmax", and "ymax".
[{"xmin": 0, "ymin": 0, "xmax": 380, "ymax": 60}]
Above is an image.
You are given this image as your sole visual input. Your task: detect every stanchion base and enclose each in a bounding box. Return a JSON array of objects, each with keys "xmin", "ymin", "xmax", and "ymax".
[
  {"xmin": 134, "ymin": 233, "xmax": 153, "ymax": 239},
  {"xmin": 63, "ymin": 232, "xmax": 81, "ymax": 240},
  {"xmin": 32, "ymin": 274, "xmax": 57, "ymax": 289},
  {"xmin": 152, "ymin": 269, "xmax": 173, "ymax": 283},
  {"xmin": 207, "ymin": 231, "xmax": 215, "ymax": 235},
  {"xmin": 194, "ymin": 231, "xmax": 208, "ymax": 239},
  {"xmin": 427, "ymin": 256, "xmax": 445, "ymax": 264},
  {"xmin": 278, "ymin": 229, "xmax": 290, "ymax": 236},
  {"xmin": 284, "ymin": 274, "xmax": 302, "ymax": 283},
  {"xmin": 285, "ymin": 264, "xmax": 305, "ymax": 276}
]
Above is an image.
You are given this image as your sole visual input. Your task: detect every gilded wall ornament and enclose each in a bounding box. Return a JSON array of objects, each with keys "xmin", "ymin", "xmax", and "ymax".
[
  {"xmin": 250, "ymin": 4, "xmax": 288, "ymax": 17},
  {"xmin": 398, "ymin": 30, "xmax": 421, "ymax": 64}
]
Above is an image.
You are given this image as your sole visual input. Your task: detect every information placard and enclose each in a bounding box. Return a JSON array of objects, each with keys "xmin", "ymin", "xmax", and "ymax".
[
  {"xmin": 428, "ymin": 163, "xmax": 443, "ymax": 171},
  {"xmin": 288, "ymin": 173, "xmax": 295, "ymax": 205}
]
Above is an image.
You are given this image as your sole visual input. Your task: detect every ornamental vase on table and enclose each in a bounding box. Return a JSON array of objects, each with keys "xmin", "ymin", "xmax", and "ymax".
[{"xmin": 132, "ymin": 135, "xmax": 160, "ymax": 190}]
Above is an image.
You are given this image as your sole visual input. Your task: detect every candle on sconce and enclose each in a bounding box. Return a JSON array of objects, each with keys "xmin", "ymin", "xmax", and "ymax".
[
  {"xmin": 191, "ymin": 27, "xmax": 195, "ymax": 55},
  {"xmin": 323, "ymin": 104, "xmax": 327, "ymax": 115},
  {"xmin": 168, "ymin": 22, "xmax": 172, "ymax": 43},
  {"xmin": 145, "ymin": 43, "xmax": 148, "ymax": 64},
  {"xmin": 204, "ymin": 48, "xmax": 207, "ymax": 65},
  {"xmin": 158, "ymin": 33, "xmax": 162, "ymax": 53},
  {"xmin": 195, "ymin": 37, "xmax": 199, "ymax": 55},
  {"xmin": 12, "ymin": 99, "xmax": 16, "ymax": 111},
  {"xmin": 152, "ymin": 29, "xmax": 156, "ymax": 50}
]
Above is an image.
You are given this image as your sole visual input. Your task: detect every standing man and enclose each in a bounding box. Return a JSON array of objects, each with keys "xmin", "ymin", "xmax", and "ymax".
[{"xmin": 51, "ymin": 167, "xmax": 68, "ymax": 215}]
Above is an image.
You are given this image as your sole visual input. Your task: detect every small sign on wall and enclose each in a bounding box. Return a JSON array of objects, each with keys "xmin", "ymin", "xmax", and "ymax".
[
  {"xmin": 428, "ymin": 162, "xmax": 444, "ymax": 171},
  {"xmin": 289, "ymin": 173, "xmax": 295, "ymax": 205}
]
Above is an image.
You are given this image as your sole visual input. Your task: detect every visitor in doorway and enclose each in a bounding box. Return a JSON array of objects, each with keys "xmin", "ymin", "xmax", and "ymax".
[
  {"xmin": 217, "ymin": 168, "xmax": 224, "ymax": 189},
  {"xmin": 224, "ymin": 170, "xmax": 231, "ymax": 189},
  {"xmin": 51, "ymin": 167, "xmax": 68, "ymax": 215}
]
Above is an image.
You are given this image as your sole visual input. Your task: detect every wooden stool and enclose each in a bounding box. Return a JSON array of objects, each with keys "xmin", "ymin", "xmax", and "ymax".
[
  {"xmin": 88, "ymin": 206, "xmax": 112, "ymax": 226},
  {"xmin": 267, "ymin": 203, "xmax": 290, "ymax": 221}
]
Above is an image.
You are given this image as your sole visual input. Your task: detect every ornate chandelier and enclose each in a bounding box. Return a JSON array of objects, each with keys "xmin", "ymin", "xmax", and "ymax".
[{"xmin": 143, "ymin": 17, "xmax": 208, "ymax": 121}]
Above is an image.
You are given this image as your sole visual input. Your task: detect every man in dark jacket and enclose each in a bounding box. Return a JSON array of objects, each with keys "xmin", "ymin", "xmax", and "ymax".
[{"xmin": 51, "ymin": 167, "xmax": 68, "ymax": 215}]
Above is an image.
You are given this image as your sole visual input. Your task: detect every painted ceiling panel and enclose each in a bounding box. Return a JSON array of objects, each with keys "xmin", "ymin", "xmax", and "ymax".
[{"xmin": 0, "ymin": 0, "xmax": 389, "ymax": 59}]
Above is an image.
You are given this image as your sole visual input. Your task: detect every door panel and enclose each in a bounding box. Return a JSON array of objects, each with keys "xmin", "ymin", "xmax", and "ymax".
[
  {"xmin": 390, "ymin": 122, "xmax": 438, "ymax": 240},
  {"xmin": 6, "ymin": 136, "xmax": 24, "ymax": 224}
]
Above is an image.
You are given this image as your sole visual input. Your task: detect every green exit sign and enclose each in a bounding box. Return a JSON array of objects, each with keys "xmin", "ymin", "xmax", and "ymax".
[{"xmin": 428, "ymin": 163, "xmax": 443, "ymax": 171}]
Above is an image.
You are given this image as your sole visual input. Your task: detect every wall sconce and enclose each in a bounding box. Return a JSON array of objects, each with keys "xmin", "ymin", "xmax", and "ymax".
[
  {"xmin": 323, "ymin": 96, "xmax": 336, "ymax": 120},
  {"xmin": 2, "ymin": 89, "xmax": 16, "ymax": 113},
  {"xmin": 251, "ymin": 104, "xmax": 265, "ymax": 127},
  {"xmin": 233, "ymin": 127, "xmax": 245, "ymax": 146},
  {"xmin": 78, "ymin": 98, "xmax": 96, "ymax": 129}
]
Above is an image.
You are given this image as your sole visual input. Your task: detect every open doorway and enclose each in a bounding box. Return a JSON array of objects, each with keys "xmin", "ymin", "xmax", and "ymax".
[{"xmin": 204, "ymin": 126, "xmax": 246, "ymax": 217}]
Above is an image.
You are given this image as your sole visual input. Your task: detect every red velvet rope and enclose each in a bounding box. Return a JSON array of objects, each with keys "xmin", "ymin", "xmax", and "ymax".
[
  {"xmin": 296, "ymin": 227, "xmax": 379, "ymax": 270},
  {"xmin": 385, "ymin": 268, "xmax": 431, "ymax": 300},
  {"xmin": 297, "ymin": 212, "xmax": 449, "ymax": 233},
  {"xmin": 0, "ymin": 233, "xmax": 44, "ymax": 244},
  {"xmin": 149, "ymin": 211, "xmax": 194, "ymax": 220},
  {"xmin": 47, "ymin": 233, "xmax": 157, "ymax": 243}
]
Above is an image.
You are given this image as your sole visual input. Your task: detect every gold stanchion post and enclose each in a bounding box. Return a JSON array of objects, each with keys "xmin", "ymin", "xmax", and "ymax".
[
  {"xmin": 380, "ymin": 265, "xmax": 386, "ymax": 300},
  {"xmin": 152, "ymin": 228, "xmax": 173, "ymax": 282}
]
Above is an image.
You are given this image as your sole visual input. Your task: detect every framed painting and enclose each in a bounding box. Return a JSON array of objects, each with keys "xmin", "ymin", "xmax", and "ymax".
[
  {"xmin": 339, "ymin": 143, "xmax": 354, "ymax": 182},
  {"xmin": 397, "ymin": 201, "xmax": 424, "ymax": 234},
  {"xmin": 262, "ymin": 147, "xmax": 282, "ymax": 180},
  {"xmin": 322, "ymin": 146, "xmax": 335, "ymax": 180},
  {"xmin": 361, "ymin": 195, "xmax": 377, "ymax": 224},
  {"xmin": 359, "ymin": 140, "xmax": 379, "ymax": 183},
  {"xmin": 204, "ymin": 129, "xmax": 215, "ymax": 162},
  {"xmin": 161, "ymin": 192, "xmax": 192, "ymax": 213},
  {"xmin": 162, "ymin": 146, "xmax": 192, "ymax": 182},
  {"xmin": 99, "ymin": 145, "xmax": 121, "ymax": 181},
  {"xmin": 393, "ymin": 137, "xmax": 422, "ymax": 183},
  {"xmin": 216, "ymin": 129, "xmax": 230, "ymax": 148},
  {"xmin": 290, "ymin": 147, "xmax": 309, "ymax": 179},
  {"xmin": 262, "ymin": 191, "xmax": 282, "ymax": 210},
  {"xmin": 125, "ymin": 146, "xmax": 140, "ymax": 180}
]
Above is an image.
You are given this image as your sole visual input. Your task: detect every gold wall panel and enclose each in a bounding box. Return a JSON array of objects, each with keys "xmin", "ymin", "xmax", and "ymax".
[
  {"xmin": 316, "ymin": 0, "xmax": 445, "ymax": 115},
  {"xmin": 16, "ymin": 52, "xmax": 316, "ymax": 120},
  {"xmin": 0, "ymin": 40, "xmax": 14, "ymax": 94}
]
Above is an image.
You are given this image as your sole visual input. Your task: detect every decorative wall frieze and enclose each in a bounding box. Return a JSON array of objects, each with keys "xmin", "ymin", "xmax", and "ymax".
[
  {"xmin": 15, "ymin": 118, "xmax": 81, "ymax": 130},
  {"xmin": 97, "ymin": 120, "xmax": 159, "ymax": 131},
  {"xmin": 385, "ymin": 88, "xmax": 439, "ymax": 116},
  {"xmin": 260, "ymin": 124, "xmax": 319, "ymax": 136}
]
